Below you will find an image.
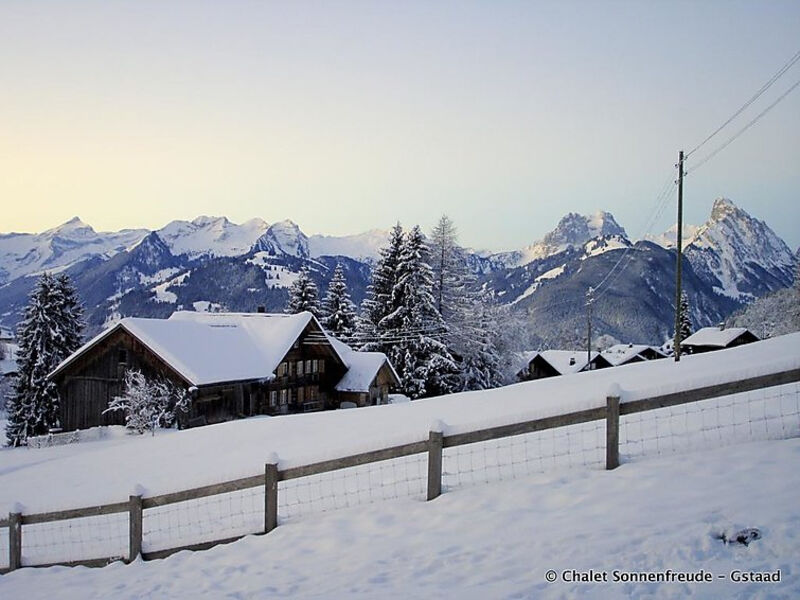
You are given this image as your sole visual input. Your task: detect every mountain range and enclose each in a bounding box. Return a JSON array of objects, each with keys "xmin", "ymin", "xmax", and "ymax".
[{"xmin": 0, "ymin": 198, "xmax": 796, "ymax": 347}]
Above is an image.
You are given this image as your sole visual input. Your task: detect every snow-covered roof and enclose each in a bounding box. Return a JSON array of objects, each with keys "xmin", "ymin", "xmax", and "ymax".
[
  {"xmin": 681, "ymin": 326, "xmax": 754, "ymax": 348},
  {"xmin": 329, "ymin": 337, "xmax": 399, "ymax": 393},
  {"xmin": 601, "ymin": 344, "xmax": 664, "ymax": 367},
  {"xmin": 0, "ymin": 342, "xmax": 19, "ymax": 375},
  {"xmin": 537, "ymin": 350, "xmax": 600, "ymax": 375},
  {"xmin": 50, "ymin": 311, "xmax": 345, "ymax": 387}
]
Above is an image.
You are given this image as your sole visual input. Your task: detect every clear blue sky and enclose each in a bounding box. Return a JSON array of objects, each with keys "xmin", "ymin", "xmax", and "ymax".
[{"xmin": 1, "ymin": 0, "xmax": 798, "ymax": 250}]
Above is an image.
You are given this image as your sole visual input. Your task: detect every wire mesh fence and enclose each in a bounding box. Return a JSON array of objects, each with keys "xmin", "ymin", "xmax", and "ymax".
[
  {"xmin": 0, "ymin": 525, "xmax": 9, "ymax": 570},
  {"xmin": 143, "ymin": 486, "xmax": 265, "ymax": 554},
  {"xmin": 20, "ymin": 513, "xmax": 128, "ymax": 567},
  {"xmin": 278, "ymin": 453, "xmax": 428, "ymax": 521},
  {"xmin": 620, "ymin": 381, "xmax": 800, "ymax": 461},
  {"xmin": 3, "ymin": 376, "xmax": 799, "ymax": 572},
  {"xmin": 443, "ymin": 420, "xmax": 606, "ymax": 492}
]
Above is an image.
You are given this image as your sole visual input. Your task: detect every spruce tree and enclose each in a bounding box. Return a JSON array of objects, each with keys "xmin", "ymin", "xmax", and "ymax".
[
  {"xmin": 321, "ymin": 263, "xmax": 358, "ymax": 339},
  {"xmin": 285, "ymin": 267, "xmax": 321, "ymax": 317},
  {"xmin": 6, "ymin": 273, "xmax": 85, "ymax": 446},
  {"xmin": 383, "ymin": 226, "xmax": 458, "ymax": 398},
  {"xmin": 357, "ymin": 223, "xmax": 404, "ymax": 350}
]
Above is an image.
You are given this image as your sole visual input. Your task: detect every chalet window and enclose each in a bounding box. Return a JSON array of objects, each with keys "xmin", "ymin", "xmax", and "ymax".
[
  {"xmin": 297, "ymin": 360, "xmax": 304, "ymax": 376},
  {"xmin": 270, "ymin": 391, "xmax": 277, "ymax": 407},
  {"xmin": 279, "ymin": 389, "xmax": 288, "ymax": 405},
  {"xmin": 305, "ymin": 359, "xmax": 312, "ymax": 374},
  {"xmin": 311, "ymin": 359, "xmax": 318, "ymax": 373},
  {"xmin": 297, "ymin": 387, "xmax": 305, "ymax": 403},
  {"xmin": 288, "ymin": 361, "xmax": 295, "ymax": 377},
  {"xmin": 318, "ymin": 359, "xmax": 325, "ymax": 374},
  {"xmin": 277, "ymin": 362, "xmax": 287, "ymax": 377},
  {"xmin": 118, "ymin": 349, "xmax": 127, "ymax": 364}
]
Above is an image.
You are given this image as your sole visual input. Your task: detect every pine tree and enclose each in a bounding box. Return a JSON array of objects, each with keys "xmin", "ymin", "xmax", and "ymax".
[
  {"xmin": 321, "ymin": 263, "xmax": 358, "ymax": 339},
  {"xmin": 285, "ymin": 267, "xmax": 321, "ymax": 317},
  {"xmin": 6, "ymin": 273, "xmax": 85, "ymax": 446},
  {"xmin": 357, "ymin": 223, "xmax": 404, "ymax": 351},
  {"xmin": 383, "ymin": 226, "xmax": 458, "ymax": 398},
  {"xmin": 678, "ymin": 291, "xmax": 692, "ymax": 342}
]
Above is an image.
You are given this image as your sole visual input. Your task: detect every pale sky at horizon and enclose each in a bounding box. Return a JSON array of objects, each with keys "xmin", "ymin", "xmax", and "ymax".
[{"xmin": 2, "ymin": 0, "xmax": 799, "ymax": 251}]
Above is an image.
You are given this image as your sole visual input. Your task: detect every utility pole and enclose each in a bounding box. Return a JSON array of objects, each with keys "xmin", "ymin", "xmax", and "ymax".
[
  {"xmin": 673, "ymin": 150, "xmax": 685, "ymax": 362},
  {"xmin": 586, "ymin": 286, "xmax": 594, "ymax": 370}
]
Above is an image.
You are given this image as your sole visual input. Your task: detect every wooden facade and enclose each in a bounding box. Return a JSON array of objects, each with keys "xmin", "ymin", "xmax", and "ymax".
[{"xmin": 51, "ymin": 317, "xmax": 353, "ymax": 432}]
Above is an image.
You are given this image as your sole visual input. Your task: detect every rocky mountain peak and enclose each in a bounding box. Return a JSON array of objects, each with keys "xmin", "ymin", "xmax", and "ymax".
[{"xmin": 252, "ymin": 220, "xmax": 310, "ymax": 259}]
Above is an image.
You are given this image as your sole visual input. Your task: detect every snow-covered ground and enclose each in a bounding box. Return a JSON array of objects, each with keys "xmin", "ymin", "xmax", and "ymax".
[{"xmin": 1, "ymin": 437, "xmax": 798, "ymax": 599}]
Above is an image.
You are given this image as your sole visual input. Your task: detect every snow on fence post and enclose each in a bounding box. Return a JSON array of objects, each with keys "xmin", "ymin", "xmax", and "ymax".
[
  {"xmin": 606, "ymin": 391, "xmax": 621, "ymax": 470},
  {"xmin": 128, "ymin": 494, "xmax": 143, "ymax": 562},
  {"xmin": 265, "ymin": 461, "xmax": 279, "ymax": 533},
  {"xmin": 427, "ymin": 428, "xmax": 444, "ymax": 501},
  {"xmin": 9, "ymin": 511, "xmax": 22, "ymax": 571}
]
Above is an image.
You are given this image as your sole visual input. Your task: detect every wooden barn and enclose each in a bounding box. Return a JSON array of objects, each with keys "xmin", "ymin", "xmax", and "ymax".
[
  {"xmin": 681, "ymin": 326, "xmax": 759, "ymax": 355},
  {"xmin": 331, "ymin": 340, "xmax": 400, "ymax": 407},
  {"xmin": 49, "ymin": 311, "xmax": 397, "ymax": 432}
]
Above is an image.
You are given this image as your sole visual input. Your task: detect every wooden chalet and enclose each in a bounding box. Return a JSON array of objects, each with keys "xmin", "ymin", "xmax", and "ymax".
[
  {"xmin": 518, "ymin": 350, "xmax": 612, "ymax": 381},
  {"xmin": 49, "ymin": 311, "xmax": 396, "ymax": 432},
  {"xmin": 601, "ymin": 343, "xmax": 667, "ymax": 367},
  {"xmin": 681, "ymin": 326, "xmax": 759, "ymax": 355},
  {"xmin": 331, "ymin": 339, "xmax": 400, "ymax": 407}
]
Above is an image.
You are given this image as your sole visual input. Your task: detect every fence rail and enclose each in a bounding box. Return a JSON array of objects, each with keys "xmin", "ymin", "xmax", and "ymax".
[{"xmin": 2, "ymin": 367, "xmax": 799, "ymax": 574}]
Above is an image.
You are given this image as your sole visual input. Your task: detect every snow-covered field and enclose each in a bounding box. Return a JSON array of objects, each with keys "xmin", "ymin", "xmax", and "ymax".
[
  {"xmin": 0, "ymin": 333, "xmax": 798, "ymax": 596},
  {"xmin": 1, "ymin": 437, "xmax": 798, "ymax": 599}
]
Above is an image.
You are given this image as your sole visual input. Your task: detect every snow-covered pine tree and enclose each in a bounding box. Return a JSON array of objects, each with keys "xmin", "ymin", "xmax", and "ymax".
[
  {"xmin": 321, "ymin": 263, "xmax": 358, "ymax": 339},
  {"xmin": 678, "ymin": 291, "xmax": 692, "ymax": 343},
  {"xmin": 285, "ymin": 267, "xmax": 321, "ymax": 317},
  {"xmin": 382, "ymin": 226, "xmax": 458, "ymax": 398},
  {"xmin": 6, "ymin": 273, "xmax": 85, "ymax": 446},
  {"xmin": 357, "ymin": 223, "xmax": 404, "ymax": 351}
]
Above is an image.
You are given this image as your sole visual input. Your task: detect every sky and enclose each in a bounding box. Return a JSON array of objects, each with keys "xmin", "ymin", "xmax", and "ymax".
[{"xmin": 1, "ymin": 0, "xmax": 799, "ymax": 252}]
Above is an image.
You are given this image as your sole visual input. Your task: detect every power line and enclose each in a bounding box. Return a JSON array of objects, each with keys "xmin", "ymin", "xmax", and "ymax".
[
  {"xmin": 685, "ymin": 49, "xmax": 800, "ymax": 158},
  {"xmin": 686, "ymin": 76, "xmax": 800, "ymax": 175}
]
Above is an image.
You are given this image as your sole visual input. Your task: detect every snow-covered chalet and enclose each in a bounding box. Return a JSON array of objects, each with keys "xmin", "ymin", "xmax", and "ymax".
[{"xmin": 48, "ymin": 311, "xmax": 399, "ymax": 432}]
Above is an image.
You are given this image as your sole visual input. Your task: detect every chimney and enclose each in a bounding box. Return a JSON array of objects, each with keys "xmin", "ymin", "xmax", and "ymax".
[
  {"xmin": 257, "ymin": 306, "xmax": 266, "ymax": 313},
  {"xmin": 569, "ymin": 357, "xmax": 576, "ymax": 366},
  {"xmin": 718, "ymin": 322, "xmax": 725, "ymax": 330}
]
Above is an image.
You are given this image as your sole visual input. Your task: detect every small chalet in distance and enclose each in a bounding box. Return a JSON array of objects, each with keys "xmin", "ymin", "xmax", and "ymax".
[
  {"xmin": 517, "ymin": 350, "xmax": 612, "ymax": 382},
  {"xmin": 681, "ymin": 325, "xmax": 759, "ymax": 355},
  {"xmin": 49, "ymin": 310, "xmax": 399, "ymax": 432},
  {"xmin": 601, "ymin": 344, "xmax": 667, "ymax": 367}
]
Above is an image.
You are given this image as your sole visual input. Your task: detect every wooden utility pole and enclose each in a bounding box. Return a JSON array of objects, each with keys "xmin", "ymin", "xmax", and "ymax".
[
  {"xmin": 673, "ymin": 150, "xmax": 685, "ymax": 362},
  {"xmin": 586, "ymin": 287, "xmax": 594, "ymax": 369}
]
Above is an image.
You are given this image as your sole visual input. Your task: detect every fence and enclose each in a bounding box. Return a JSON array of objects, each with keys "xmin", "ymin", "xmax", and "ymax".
[{"xmin": 1, "ymin": 368, "xmax": 798, "ymax": 573}]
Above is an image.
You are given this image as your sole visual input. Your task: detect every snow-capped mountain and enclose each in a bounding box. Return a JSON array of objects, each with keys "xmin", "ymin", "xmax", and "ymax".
[
  {"xmin": 490, "ymin": 211, "xmax": 628, "ymax": 268},
  {"xmin": 252, "ymin": 220, "xmax": 310, "ymax": 259},
  {"xmin": 684, "ymin": 198, "xmax": 795, "ymax": 301},
  {"xmin": 307, "ymin": 229, "xmax": 389, "ymax": 261},
  {"xmin": 157, "ymin": 216, "xmax": 269, "ymax": 260},
  {"xmin": 0, "ymin": 217, "xmax": 148, "ymax": 285},
  {"xmin": 644, "ymin": 223, "xmax": 701, "ymax": 249}
]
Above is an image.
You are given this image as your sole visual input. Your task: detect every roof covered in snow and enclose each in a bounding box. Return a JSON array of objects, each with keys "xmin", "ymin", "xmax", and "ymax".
[
  {"xmin": 601, "ymin": 344, "xmax": 664, "ymax": 366},
  {"xmin": 681, "ymin": 326, "xmax": 756, "ymax": 348},
  {"xmin": 51, "ymin": 311, "xmax": 345, "ymax": 387},
  {"xmin": 537, "ymin": 350, "xmax": 600, "ymax": 375},
  {"xmin": 329, "ymin": 337, "xmax": 399, "ymax": 393}
]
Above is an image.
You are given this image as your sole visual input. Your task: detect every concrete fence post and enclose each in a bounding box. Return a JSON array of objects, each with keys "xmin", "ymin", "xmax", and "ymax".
[
  {"xmin": 606, "ymin": 395, "xmax": 620, "ymax": 470},
  {"xmin": 9, "ymin": 511, "xmax": 22, "ymax": 571},
  {"xmin": 265, "ymin": 462, "xmax": 279, "ymax": 533},
  {"xmin": 128, "ymin": 495, "xmax": 143, "ymax": 562},
  {"xmin": 427, "ymin": 430, "xmax": 444, "ymax": 501}
]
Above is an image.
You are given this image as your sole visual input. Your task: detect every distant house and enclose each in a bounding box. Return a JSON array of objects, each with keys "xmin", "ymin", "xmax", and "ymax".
[
  {"xmin": 601, "ymin": 344, "xmax": 666, "ymax": 367},
  {"xmin": 331, "ymin": 339, "xmax": 400, "ymax": 407},
  {"xmin": 49, "ymin": 311, "xmax": 398, "ymax": 432},
  {"xmin": 518, "ymin": 350, "xmax": 612, "ymax": 381},
  {"xmin": 681, "ymin": 326, "xmax": 759, "ymax": 354},
  {"xmin": 1, "ymin": 341, "xmax": 18, "ymax": 380}
]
